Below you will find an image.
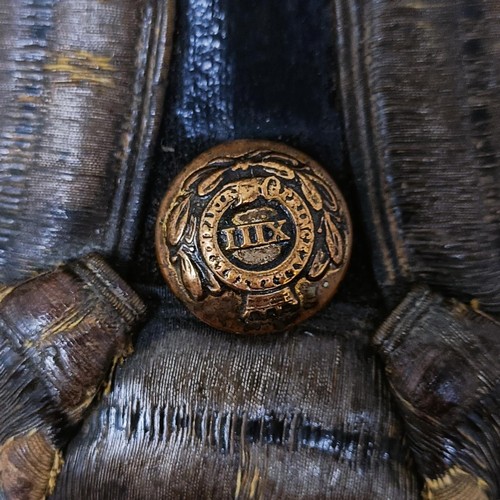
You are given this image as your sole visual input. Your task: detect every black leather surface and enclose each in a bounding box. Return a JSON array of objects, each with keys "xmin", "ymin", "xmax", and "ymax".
[
  {"xmin": 1, "ymin": 0, "xmax": 498, "ymax": 498},
  {"xmin": 134, "ymin": 0, "xmax": 380, "ymax": 308}
]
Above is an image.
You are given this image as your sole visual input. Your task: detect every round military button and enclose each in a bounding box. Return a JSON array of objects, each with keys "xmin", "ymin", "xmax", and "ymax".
[{"xmin": 156, "ymin": 140, "xmax": 352, "ymax": 334}]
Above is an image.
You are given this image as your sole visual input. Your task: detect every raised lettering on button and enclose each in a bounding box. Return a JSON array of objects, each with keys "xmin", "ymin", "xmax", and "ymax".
[{"xmin": 156, "ymin": 140, "xmax": 352, "ymax": 335}]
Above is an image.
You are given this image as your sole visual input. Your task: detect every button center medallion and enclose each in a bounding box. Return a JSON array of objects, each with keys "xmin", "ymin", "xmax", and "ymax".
[{"xmin": 156, "ymin": 140, "xmax": 352, "ymax": 334}]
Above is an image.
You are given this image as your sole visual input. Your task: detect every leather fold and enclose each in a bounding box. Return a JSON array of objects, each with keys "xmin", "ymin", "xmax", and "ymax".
[
  {"xmin": 334, "ymin": 0, "xmax": 500, "ymax": 311},
  {"xmin": 374, "ymin": 287, "xmax": 500, "ymax": 499},
  {"xmin": 0, "ymin": 254, "xmax": 146, "ymax": 499},
  {"xmin": 0, "ymin": 0, "xmax": 175, "ymax": 283}
]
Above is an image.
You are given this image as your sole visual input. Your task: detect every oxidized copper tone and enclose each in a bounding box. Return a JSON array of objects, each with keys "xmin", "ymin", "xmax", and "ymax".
[{"xmin": 156, "ymin": 140, "xmax": 352, "ymax": 334}]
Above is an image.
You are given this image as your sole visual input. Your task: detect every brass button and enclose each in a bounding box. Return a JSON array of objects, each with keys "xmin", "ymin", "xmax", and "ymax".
[{"xmin": 156, "ymin": 140, "xmax": 352, "ymax": 334}]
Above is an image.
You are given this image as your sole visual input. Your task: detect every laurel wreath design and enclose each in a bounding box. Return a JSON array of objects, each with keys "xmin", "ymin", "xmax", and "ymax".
[{"xmin": 165, "ymin": 150, "xmax": 347, "ymax": 301}]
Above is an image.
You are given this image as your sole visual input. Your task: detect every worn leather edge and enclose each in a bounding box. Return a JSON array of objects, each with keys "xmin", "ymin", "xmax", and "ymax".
[
  {"xmin": 373, "ymin": 286, "xmax": 500, "ymax": 499},
  {"xmin": 109, "ymin": 0, "xmax": 177, "ymax": 265},
  {"xmin": 332, "ymin": 0, "xmax": 412, "ymax": 301}
]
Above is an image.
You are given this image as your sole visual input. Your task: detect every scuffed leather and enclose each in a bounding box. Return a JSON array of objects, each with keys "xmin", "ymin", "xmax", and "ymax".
[
  {"xmin": 133, "ymin": 0, "xmax": 377, "ymax": 302},
  {"xmin": 0, "ymin": 0, "xmax": 498, "ymax": 498}
]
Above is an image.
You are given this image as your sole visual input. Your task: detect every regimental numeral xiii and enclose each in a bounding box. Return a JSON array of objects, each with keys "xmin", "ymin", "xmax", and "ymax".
[{"xmin": 221, "ymin": 220, "xmax": 290, "ymax": 251}]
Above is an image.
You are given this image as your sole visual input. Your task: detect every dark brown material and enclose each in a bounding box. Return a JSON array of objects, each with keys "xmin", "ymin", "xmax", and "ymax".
[
  {"xmin": 0, "ymin": 432, "xmax": 61, "ymax": 500},
  {"xmin": 53, "ymin": 296, "xmax": 419, "ymax": 499},
  {"xmin": 334, "ymin": 0, "xmax": 500, "ymax": 311},
  {"xmin": 156, "ymin": 140, "xmax": 352, "ymax": 334},
  {"xmin": 374, "ymin": 288, "xmax": 500, "ymax": 499},
  {"xmin": 47, "ymin": 1, "xmax": 416, "ymax": 496},
  {"xmin": 0, "ymin": 0, "xmax": 175, "ymax": 283},
  {"xmin": 3, "ymin": 0, "xmax": 499, "ymax": 497},
  {"xmin": 0, "ymin": 255, "xmax": 146, "ymax": 499}
]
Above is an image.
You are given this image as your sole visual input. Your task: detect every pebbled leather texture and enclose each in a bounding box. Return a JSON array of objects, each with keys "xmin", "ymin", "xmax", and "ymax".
[
  {"xmin": 0, "ymin": 0, "xmax": 175, "ymax": 283},
  {"xmin": 133, "ymin": 0, "xmax": 379, "ymax": 305}
]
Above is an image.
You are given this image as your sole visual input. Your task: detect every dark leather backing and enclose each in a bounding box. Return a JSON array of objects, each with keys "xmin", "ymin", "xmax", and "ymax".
[
  {"xmin": 133, "ymin": 0, "xmax": 379, "ymax": 307},
  {"xmin": 1, "ymin": 0, "xmax": 498, "ymax": 498}
]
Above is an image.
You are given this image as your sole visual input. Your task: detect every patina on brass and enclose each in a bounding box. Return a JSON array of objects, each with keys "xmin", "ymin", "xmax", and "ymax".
[{"xmin": 156, "ymin": 140, "xmax": 352, "ymax": 334}]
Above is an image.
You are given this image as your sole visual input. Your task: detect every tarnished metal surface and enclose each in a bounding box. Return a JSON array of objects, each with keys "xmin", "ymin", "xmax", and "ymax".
[
  {"xmin": 0, "ymin": 0, "xmax": 175, "ymax": 282},
  {"xmin": 53, "ymin": 294, "xmax": 419, "ymax": 499},
  {"xmin": 0, "ymin": 0, "xmax": 498, "ymax": 497},
  {"xmin": 47, "ymin": 0, "xmax": 416, "ymax": 496},
  {"xmin": 156, "ymin": 140, "xmax": 352, "ymax": 334}
]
